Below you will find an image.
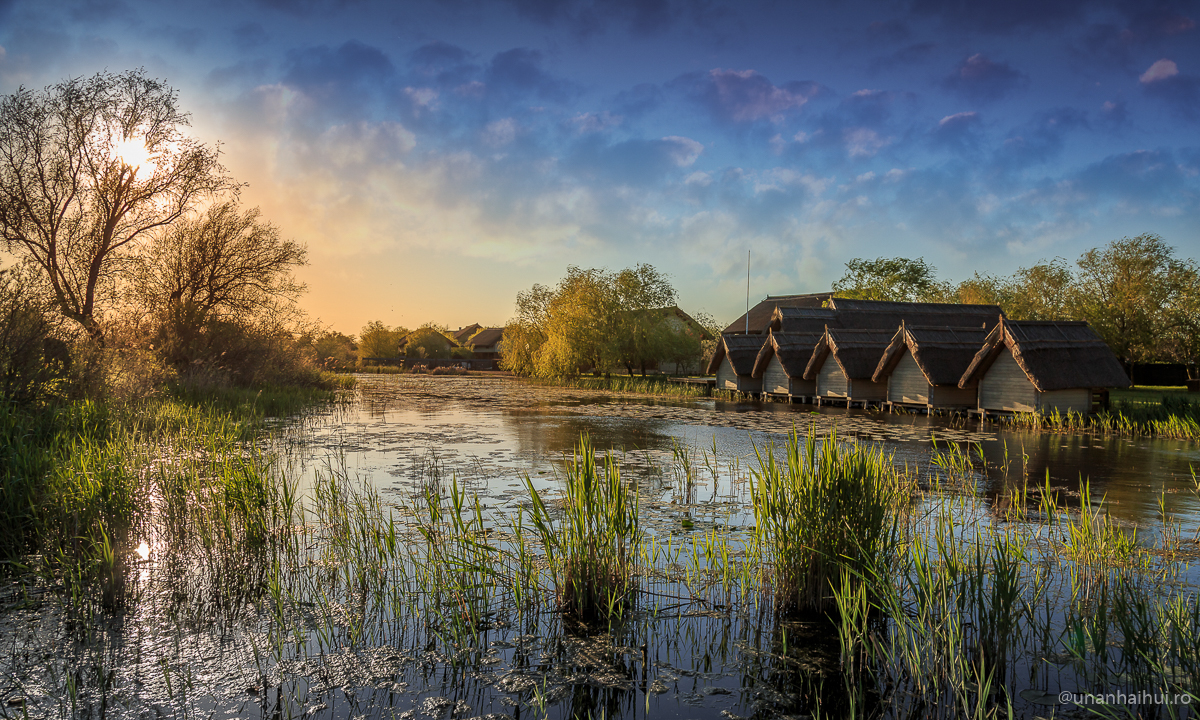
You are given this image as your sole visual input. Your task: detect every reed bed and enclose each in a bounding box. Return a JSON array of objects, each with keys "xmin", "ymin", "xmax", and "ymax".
[
  {"xmin": 751, "ymin": 428, "xmax": 909, "ymax": 614},
  {"xmin": 999, "ymin": 394, "xmax": 1200, "ymax": 440},
  {"xmin": 528, "ymin": 374, "xmax": 709, "ymax": 398},
  {"xmin": 5, "ymin": 397, "xmax": 1200, "ymax": 719}
]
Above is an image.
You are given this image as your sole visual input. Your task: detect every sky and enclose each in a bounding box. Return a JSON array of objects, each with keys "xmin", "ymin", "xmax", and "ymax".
[{"xmin": 1, "ymin": 0, "xmax": 1198, "ymax": 335}]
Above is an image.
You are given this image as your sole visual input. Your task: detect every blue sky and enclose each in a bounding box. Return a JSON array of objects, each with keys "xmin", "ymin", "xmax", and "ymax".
[{"xmin": 1, "ymin": 0, "xmax": 1198, "ymax": 333}]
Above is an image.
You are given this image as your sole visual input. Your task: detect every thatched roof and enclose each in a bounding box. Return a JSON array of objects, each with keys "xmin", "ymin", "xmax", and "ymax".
[
  {"xmin": 706, "ymin": 334, "xmax": 769, "ymax": 375},
  {"xmin": 958, "ymin": 319, "xmax": 1131, "ymax": 391},
  {"xmin": 752, "ymin": 331, "xmax": 826, "ymax": 378},
  {"xmin": 769, "ymin": 306, "xmax": 840, "ymax": 333},
  {"xmin": 804, "ymin": 328, "xmax": 895, "ymax": 381},
  {"xmin": 466, "ymin": 327, "xmax": 503, "ymax": 348},
  {"xmin": 723, "ymin": 292, "xmax": 833, "ymax": 335},
  {"xmin": 452, "ymin": 323, "xmax": 483, "ymax": 344},
  {"xmin": 872, "ymin": 325, "xmax": 990, "ymax": 385},
  {"xmin": 828, "ymin": 298, "xmax": 1005, "ymax": 332}
]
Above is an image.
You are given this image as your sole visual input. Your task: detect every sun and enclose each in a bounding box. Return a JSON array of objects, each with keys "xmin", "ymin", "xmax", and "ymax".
[{"xmin": 112, "ymin": 135, "xmax": 153, "ymax": 171}]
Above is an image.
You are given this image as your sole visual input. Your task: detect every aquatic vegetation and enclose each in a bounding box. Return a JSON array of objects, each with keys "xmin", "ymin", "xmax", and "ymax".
[
  {"xmin": 1000, "ymin": 394, "xmax": 1200, "ymax": 440},
  {"xmin": 3, "ymin": 379, "xmax": 1200, "ymax": 719},
  {"xmin": 525, "ymin": 437, "xmax": 642, "ymax": 624},
  {"xmin": 751, "ymin": 427, "xmax": 908, "ymax": 614},
  {"xmin": 528, "ymin": 374, "xmax": 709, "ymax": 398}
]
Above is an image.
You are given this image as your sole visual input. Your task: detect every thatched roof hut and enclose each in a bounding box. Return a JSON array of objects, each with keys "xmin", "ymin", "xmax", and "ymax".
[
  {"xmin": 958, "ymin": 319, "xmax": 1130, "ymax": 414},
  {"xmin": 828, "ymin": 298, "xmax": 1005, "ymax": 331},
  {"xmin": 707, "ymin": 334, "xmax": 766, "ymax": 393},
  {"xmin": 752, "ymin": 331, "xmax": 825, "ymax": 397},
  {"xmin": 873, "ymin": 325, "xmax": 989, "ymax": 409},
  {"xmin": 804, "ymin": 328, "xmax": 894, "ymax": 402},
  {"xmin": 769, "ymin": 306, "xmax": 840, "ymax": 333},
  {"xmin": 723, "ymin": 292, "xmax": 833, "ymax": 335}
]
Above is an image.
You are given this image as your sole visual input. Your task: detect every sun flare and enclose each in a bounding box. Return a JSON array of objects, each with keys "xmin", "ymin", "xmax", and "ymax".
[{"xmin": 113, "ymin": 136, "xmax": 153, "ymax": 170}]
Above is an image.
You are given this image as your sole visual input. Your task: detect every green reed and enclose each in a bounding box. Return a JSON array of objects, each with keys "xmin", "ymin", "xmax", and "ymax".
[
  {"xmin": 528, "ymin": 374, "xmax": 708, "ymax": 398},
  {"xmin": 525, "ymin": 438, "xmax": 642, "ymax": 624},
  {"xmin": 751, "ymin": 427, "xmax": 909, "ymax": 614},
  {"xmin": 999, "ymin": 394, "xmax": 1200, "ymax": 440}
]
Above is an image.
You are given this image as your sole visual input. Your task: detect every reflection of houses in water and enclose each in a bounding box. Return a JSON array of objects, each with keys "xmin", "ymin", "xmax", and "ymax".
[{"xmin": 711, "ymin": 296, "xmax": 1129, "ymax": 414}]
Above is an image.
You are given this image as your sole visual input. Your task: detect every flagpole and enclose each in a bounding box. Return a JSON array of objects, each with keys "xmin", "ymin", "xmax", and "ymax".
[{"xmin": 745, "ymin": 249, "xmax": 750, "ymax": 334}]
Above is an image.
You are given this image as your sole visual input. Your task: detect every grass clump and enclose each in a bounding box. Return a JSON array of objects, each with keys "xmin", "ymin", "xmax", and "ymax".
[
  {"xmin": 527, "ymin": 374, "xmax": 708, "ymax": 398},
  {"xmin": 526, "ymin": 437, "xmax": 641, "ymax": 624},
  {"xmin": 751, "ymin": 427, "xmax": 909, "ymax": 615}
]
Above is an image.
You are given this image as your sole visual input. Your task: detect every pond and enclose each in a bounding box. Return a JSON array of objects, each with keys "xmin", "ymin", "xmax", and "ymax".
[{"xmin": 2, "ymin": 374, "xmax": 1197, "ymax": 720}]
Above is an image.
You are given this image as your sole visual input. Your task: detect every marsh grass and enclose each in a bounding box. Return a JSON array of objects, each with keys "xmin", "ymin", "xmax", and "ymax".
[
  {"xmin": 6, "ymin": 388, "xmax": 1200, "ymax": 720},
  {"xmin": 751, "ymin": 427, "xmax": 909, "ymax": 615},
  {"xmin": 1000, "ymin": 394, "xmax": 1200, "ymax": 440},
  {"xmin": 528, "ymin": 375, "xmax": 708, "ymax": 398},
  {"xmin": 525, "ymin": 437, "xmax": 642, "ymax": 624}
]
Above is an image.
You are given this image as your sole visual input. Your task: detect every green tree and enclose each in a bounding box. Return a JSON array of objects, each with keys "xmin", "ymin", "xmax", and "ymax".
[
  {"xmin": 501, "ymin": 284, "xmax": 553, "ymax": 376},
  {"xmin": 612, "ymin": 264, "xmax": 678, "ymax": 376},
  {"xmin": 501, "ymin": 264, "xmax": 696, "ymax": 378},
  {"xmin": 832, "ymin": 257, "xmax": 943, "ymax": 303},
  {"xmin": 0, "ymin": 70, "xmax": 233, "ymax": 342},
  {"xmin": 1074, "ymin": 234, "xmax": 1190, "ymax": 367},
  {"xmin": 308, "ymin": 331, "xmax": 356, "ymax": 371},
  {"xmin": 405, "ymin": 324, "xmax": 453, "ymax": 359},
  {"xmin": 536, "ymin": 267, "xmax": 619, "ymax": 376},
  {"xmin": 1005, "ymin": 260, "xmax": 1075, "ymax": 321},
  {"xmin": 359, "ymin": 321, "xmax": 406, "ymax": 361}
]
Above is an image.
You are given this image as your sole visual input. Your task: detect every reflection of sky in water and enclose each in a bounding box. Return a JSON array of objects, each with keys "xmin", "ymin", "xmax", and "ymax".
[{"xmin": 285, "ymin": 375, "xmax": 1200, "ymax": 530}]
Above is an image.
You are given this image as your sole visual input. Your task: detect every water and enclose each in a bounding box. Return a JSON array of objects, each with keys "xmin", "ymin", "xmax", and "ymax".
[
  {"xmin": 2, "ymin": 374, "xmax": 1198, "ymax": 719},
  {"xmin": 293, "ymin": 375, "xmax": 1200, "ymax": 529}
]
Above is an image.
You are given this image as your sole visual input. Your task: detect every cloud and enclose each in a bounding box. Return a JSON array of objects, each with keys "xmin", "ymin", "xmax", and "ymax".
[
  {"xmin": 908, "ymin": 0, "xmax": 1093, "ymax": 33},
  {"xmin": 486, "ymin": 47, "xmax": 576, "ymax": 103},
  {"xmin": 1142, "ymin": 71, "xmax": 1200, "ymax": 121},
  {"xmin": 500, "ymin": 0, "xmax": 675, "ymax": 37},
  {"xmin": 942, "ymin": 54, "xmax": 1028, "ymax": 103},
  {"xmin": 565, "ymin": 135, "xmax": 704, "ymax": 186},
  {"xmin": 844, "ymin": 128, "xmax": 890, "ymax": 158},
  {"xmin": 281, "ymin": 40, "xmax": 396, "ymax": 119},
  {"xmin": 160, "ymin": 25, "xmax": 203, "ymax": 54},
  {"xmin": 232, "ymin": 22, "xmax": 268, "ymax": 52},
  {"xmin": 1140, "ymin": 58, "xmax": 1179, "ymax": 83},
  {"xmin": 994, "ymin": 107, "xmax": 1088, "ymax": 169},
  {"xmin": 869, "ymin": 42, "xmax": 936, "ymax": 73},
  {"xmin": 684, "ymin": 68, "xmax": 822, "ymax": 124},
  {"xmin": 931, "ymin": 111, "xmax": 983, "ymax": 153},
  {"xmin": 410, "ymin": 40, "xmax": 470, "ymax": 71},
  {"xmin": 840, "ymin": 89, "xmax": 907, "ymax": 127},
  {"xmin": 866, "ymin": 19, "xmax": 911, "ymax": 43}
]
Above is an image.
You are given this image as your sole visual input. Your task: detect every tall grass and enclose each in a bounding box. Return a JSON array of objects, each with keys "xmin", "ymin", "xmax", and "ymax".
[
  {"xmin": 525, "ymin": 438, "xmax": 642, "ymax": 623},
  {"xmin": 527, "ymin": 374, "xmax": 708, "ymax": 398},
  {"xmin": 1000, "ymin": 394, "xmax": 1200, "ymax": 440},
  {"xmin": 751, "ymin": 428, "xmax": 909, "ymax": 614}
]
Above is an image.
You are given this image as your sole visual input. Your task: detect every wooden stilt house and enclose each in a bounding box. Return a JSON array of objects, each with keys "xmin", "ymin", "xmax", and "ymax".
[
  {"xmin": 872, "ymin": 325, "xmax": 989, "ymax": 411},
  {"xmin": 706, "ymin": 334, "xmax": 766, "ymax": 394},
  {"xmin": 803, "ymin": 328, "xmax": 895, "ymax": 406},
  {"xmin": 958, "ymin": 319, "xmax": 1130, "ymax": 415},
  {"xmin": 752, "ymin": 331, "xmax": 824, "ymax": 398}
]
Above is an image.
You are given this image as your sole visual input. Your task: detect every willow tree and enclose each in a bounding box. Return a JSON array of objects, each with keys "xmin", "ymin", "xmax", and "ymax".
[{"xmin": 0, "ymin": 69, "xmax": 233, "ymax": 342}]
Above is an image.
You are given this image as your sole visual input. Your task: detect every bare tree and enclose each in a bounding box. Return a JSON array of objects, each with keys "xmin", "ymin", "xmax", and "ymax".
[
  {"xmin": 137, "ymin": 201, "xmax": 306, "ymax": 323},
  {"xmin": 0, "ymin": 69, "xmax": 233, "ymax": 342}
]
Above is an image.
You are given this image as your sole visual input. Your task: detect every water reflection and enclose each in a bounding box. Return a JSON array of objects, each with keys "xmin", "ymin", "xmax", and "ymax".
[{"xmin": 302, "ymin": 375, "xmax": 1199, "ymax": 528}]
